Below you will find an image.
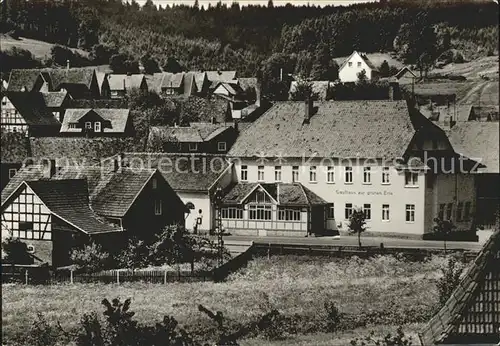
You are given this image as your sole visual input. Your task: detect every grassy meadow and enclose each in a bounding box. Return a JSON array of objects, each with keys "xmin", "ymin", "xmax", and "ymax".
[{"xmin": 2, "ymin": 255, "xmax": 455, "ymax": 345}]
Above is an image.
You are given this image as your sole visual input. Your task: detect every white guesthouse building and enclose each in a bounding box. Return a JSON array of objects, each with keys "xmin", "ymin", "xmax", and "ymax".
[{"xmin": 338, "ymin": 51, "xmax": 379, "ymax": 83}]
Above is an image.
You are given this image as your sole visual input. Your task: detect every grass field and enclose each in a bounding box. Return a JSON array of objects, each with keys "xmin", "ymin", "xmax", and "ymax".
[
  {"xmin": 1, "ymin": 35, "xmax": 88, "ymax": 59},
  {"xmin": 2, "ymin": 255, "xmax": 458, "ymax": 345}
]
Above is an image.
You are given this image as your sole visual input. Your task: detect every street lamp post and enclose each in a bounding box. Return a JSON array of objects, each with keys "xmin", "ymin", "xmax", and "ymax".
[{"xmin": 213, "ymin": 187, "xmax": 224, "ymax": 267}]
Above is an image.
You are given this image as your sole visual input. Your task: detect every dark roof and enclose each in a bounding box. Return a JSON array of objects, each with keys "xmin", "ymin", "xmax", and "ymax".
[
  {"xmin": 446, "ymin": 122, "xmax": 499, "ymax": 173},
  {"xmin": 183, "ymin": 72, "xmax": 195, "ymax": 96},
  {"xmin": 41, "ymin": 91, "xmax": 69, "ymax": 108},
  {"xmin": 7, "ymin": 69, "xmax": 43, "ymax": 92},
  {"xmin": 179, "ymin": 96, "xmax": 229, "ymax": 123},
  {"xmin": 25, "ymin": 179, "xmax": 118, "ymax": 234},
  {"xmin": 222, "ymin": 182, "xmax": 328, "ymax": 206},
  {"xmin": 228, "ymin": 100, "xmax": 417, "ymax": 159},
  {"xmin": 147, "ymin": 123, "xmax": 232, "ymax": 146},
  {"xmin": 206, "ymin": 71, "xmax": 237, "ymax": 83},
  {"xmin": 0, "ymin": 132, "xmax": 31, "ymax": 164},
  {"xmin": 214, "ymin": 82, "xmax": 245, "ymax": 97},
  {"xmin": 194, "ymin": 72, "xmax": 208, "ymax": 92},
  {"xmin": 419, "ymin": 228, "xmax": 500, "ymax": 345},
  {"xmin": 51, "ymin": 165, "xmax": 156, "ymax": 218},
  {"xmin": 160, "ymin": 72, "xmax": 184, "ymax": 89},
  {"xmin": 107, "ymin": 74, "xmax": 146, "ymax": 91},
  {"xmin": 60, "ymin": 109, "xmax": 131, "ymax": 133},
  {"xmin": 1, "ymin": 164, "xmax": 46, "ymax": 204},
  {"xmin": 49, "ymin": 68, "xmax": 95, "ymax": 90},
  {"xmin": 121, "ymin": 153, "xmax": 230, "ymax": 192},
  {"xmin": 5, "ymin": 92, "xmax": 60, "ymax": 126}
]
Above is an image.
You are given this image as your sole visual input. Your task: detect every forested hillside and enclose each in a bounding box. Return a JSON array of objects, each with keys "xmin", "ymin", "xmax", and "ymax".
[{"xmin": 1, "ymin": 0, "xmax": 498, "ymax": 81}]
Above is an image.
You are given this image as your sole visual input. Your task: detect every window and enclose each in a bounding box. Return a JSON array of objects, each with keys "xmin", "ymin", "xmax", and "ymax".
[
  {"xmin": 68, "ymin": 123, "xmax": 78, "ymax": 129},
  {"xmin": 249, "ymin": 205, "xmax": 272, "ymax": 220},
  {"xmin": 292, "ymin": 166, "xmax": 299, "ymax": 183},
  {"xmin": 363, "ymin": 203, "xmax": 371, "ymax": 220},
  {"xmin": 94, "ymin": 122, "xmax": 101, "ymax": 132},
  {"xmin": 275, "ymin": 166, "xmax": 282, "ymax": 182},
  {"xmin": 327, "ymin": 204, "xmax": 335, "ymax": 219},
  {"xmin": 357, "ymin": 62, "xmax": 362, "ymax": 67},
  {"xmin": 188, "ymin": 143, "xmax": 198, "ymax": 151},
  {"xmin": 257, "ymin": 166, "xmax": 264, "ymax": 181},
  {"xmin": 456, "ymin": 202, "xmax": 464, "ymax": 222},
  {"xmin": 345, "ymin": 203, "xmax": 353, "ymax": 220},
  {"xmin": 348, "ymin": 62, "xmax": 353, "ymax": 67},
  {"xmin": 446, "ymin": 203, "xmax": 453, "ymax": 220},
  {"xmin": 8, "ymin": 168, "xmax": 17, "ymax": 179},
  {"xmin": 438, "ymin": 204, "xmax": 445, "ymax": 220},
  {"xmin": 152, "ymin": 178, "xmax": 158, "ymax": 189},
  {"xmin": 382, "ymin": 204, "xmax": 390, "ymax": 221},
  {"xmin": 221, "ymin": 207, "xmax": 243, "ymax": 219},
  {"xmin": 218, "ymin": 142, "xmax": 227, "ymax": 152},
  {"xmin": 363, "ymin": 167, "xmax": 371, "ymax": 184},
  {"xmin": 404, "ymin": 172, "xmax": 418, "ymax": 186},
  {"xmin": 464, "ymin": 202, "xmax": 472, "ymax": 220},
  {"xmin": 382, "ymin": 167, "xmax": 390, "ymax": 184},
  {"xmin": 345, "ymin": 167, "xmax": 353, "ymax": 184},
  {"xmin": 309, "ymin": 166, "xmax": 317, "ymax": 182},
  {"xmin": 241, "ymin": 165, "xmax": 248, "ymax": 181},
  {"xmin": 405, "ymin": 204, "xmax": 415, "ymax": 222},
  {"xmin": 327, "ymin": 166, "xmax": 335, "ymax": 183},
  {"xmin": 1, "ymin": 99, "xmax": 6, "ymax": 105},
  {"xmin": 85, "ymin": 122, "xmax": 92, "ymax": 129},
  {"xmin": 278, "ymin": 207, "xmax": 301, "ymax": 221},
  {"xmin": 154, "ymin": 199, "xmax": 162, "ymax": 215}
]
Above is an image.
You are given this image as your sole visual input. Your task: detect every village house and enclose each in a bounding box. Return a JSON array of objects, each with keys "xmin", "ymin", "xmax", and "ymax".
[
  {"xmin": 0, "ymin": 157, "xmax": 187, "ymax": 266},
  {"xmin": 392, "ymin": 66, "xmax": 417, "ymax": 85},
  {"xmin": 41, "ymin": 91, "xmax": 71, "ymax": 123},
  {"xmin": 96, "ymin": 72, "xmax": 111, "ymax": 99},
  {"xmin": 120, "ymin": 153, "xmax": 233, "ymax": 235},
  {"xmin": 158, "ymin": 72, "xmax": 186, "ymax": 95},
  {"xmin": 1, "ymin": 92, "xmax": 60, "ymax": 136},
  {"xmin": 147, "ymin": 122, "xmax": 238, "ymax": 154},
  {"xmin": 338, "ymin": 51, "xmax": 379, "ymax": 83},
  {"xmin": 224, "ymin": 99, "xmax": 479, "ymax": 239},
  {"xmin": 107, "ymin": 73, "xmax": 148, "ymax": 98},
  {"xmin": 59, "ymin": 108, "xmax": 132, "ymax": 136},
  {"xmin": 206, "ymin": 70, "xmax": 237, "ymax": 84},
  {"xmin": 419, "ymin": 228, "xmax": 500, "ymax": 345}
]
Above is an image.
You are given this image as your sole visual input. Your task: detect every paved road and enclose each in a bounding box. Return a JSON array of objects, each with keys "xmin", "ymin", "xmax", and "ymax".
[{"xmin": 221, "ymin": 234, "xmax": 485, "ymax": 252}]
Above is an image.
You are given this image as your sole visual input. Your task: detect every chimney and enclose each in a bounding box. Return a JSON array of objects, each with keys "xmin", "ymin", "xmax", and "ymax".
[
  {"xmin": 279, "ymin": 68, "xmax": 283, "ymax": 82},
  {"xmin": 388, "ymin": 85, "xmax": 394, "ymax": 101},
  {"xmin": 43, "ymin": 159, "xmax": 56, "ymax": 178},
  {"xmin": 443, "ymin": 115, "xmax": 456, "ymax": 129},
  {"xmin": 114, "ymin": 153, "xmax": 124, "ymax": 172},
  {"xmin": 66, "ymin": 60, "xmax": 70, "ymax": 70},
  {"xmin": 304, "ymin": 98, "xmax": 313, "ymax": 123}
]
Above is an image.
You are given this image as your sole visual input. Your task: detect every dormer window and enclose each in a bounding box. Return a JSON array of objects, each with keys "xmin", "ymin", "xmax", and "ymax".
[
  {"xmin": 218, "ymin": 142, "xmax": 227, "ymax": 152},
  {"xmin": 85, "ymin": 122, "xmax": 92, "ymax": 130},
  {"xmin": 94, "ymin": 122, "xmax": 101, "ymax": 132},
  {"xmin": 189, "ymin": 143, "xmax": 198, "ymax": 151},
  {"xmin": 69, "ymin": 123, "xmax": 78, "ymax": 129}
]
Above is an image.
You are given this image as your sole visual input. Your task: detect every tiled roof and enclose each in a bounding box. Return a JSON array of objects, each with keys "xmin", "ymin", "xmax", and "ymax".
[
  {"xmin": 6, "ymin": 69, "xmax": 43, "ymax": 92},
  {"xmin": 228, "ymin": 100, "xmax": 417, "ymax": 159},
  {"xmin": 194, "ymin": 72, "xmax": 208, "ymax": 92},
  {"xmin": 5, "ymin": 92, "xmax": 60, "ymax": 126},
  {"xmin": 147, "ymin": 123, "xmax": 232, "ymax": 147},
  {"xmin": 49, "ymin": 68, "xmax": 95, "ymax": 89},
  {"xmin": 214, "ymin": 82, "xmax": 244, "ymax": 97},
  {"xmin": 121, "ymin": 153, "xmax": 230, "ymax": 192},
  {"xmin": 436, "ymin": 105, "xmax": 473, "ymax": 122},
  {"xmin": 206, "ymin": 71, "xmax": 237, "ymax": 83},
  {"xmin": 0, "ymin": 132, "xmax": 31, "ymax": 164},
  {"xmin": 41, "ymin": 91, "xmax": 69, "ymax": 108},
  {"xmin": 1, "ymin": 165, "xmax": 46, "ymax": 204},
  {"xmin": 160, "ymin": 72, "xmax": 184, "ymax": 89},
  {"xmin": 289, "ymin": 81, "xmax": 332, "ymax": 100},
  {"xmin": 446, "ymin": 122, "xmax": 499, "ymax": 173},
  {"xmin": 222, "ymin": 182, "xmax": 328, "ymax": 206},
  {"xmin": 394, "ymin": 67, "xmax": 417, "ymax": 79},
  {"xmin": 96, "ymin": 72, "xmax": 107, "ymax": 94},
  {"xmin": 149, "ymin": 73, "xmax": 165, "ymax": 93},
  {"xmin": 25, "ymin": 179, "xmax": 118, "ymax": 234},
  {"xmin": 183, "ymin": 72, "xmax": 195, "ymax": 96},
  {"xmin": 52, "ymin": 165, "xmax": 156, "ymax": 218},
  {"xmin": 107, "ymin": 74, "xmax": 146, "ymax": 91},
  {"xmin": 60, "ymin": 108, "xmax": 131, "ymax": 133},
  {"xmin": 419, "ymin": 228, "xmax": 500, "ymax": 345}
]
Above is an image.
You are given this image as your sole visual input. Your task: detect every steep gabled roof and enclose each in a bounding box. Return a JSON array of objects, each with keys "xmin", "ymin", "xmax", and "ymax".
[
  {"xmin": 446, "ymin": 122, "xmax": 499, "ymax": 173},
  {"xmin": 194, "ymin": 72, "xmax": 208, "ymax": 92},
  {"xmin": 107, "ymin": 74, "xmax": 146, "ymax": 91},
  {"xmin": 121, "ymin": 153, "xmax": 230, "ymax": 192},
  {"xmin": 228, "ymin": 100, "xmax": 417, "ymax": 159},
  {"xmin": 1, "ymin": 165, "xmax": 46, "ymax": 204},
  {"xmin": 41, "ymin": 91, "xmax": 69, "ymax": 108},
  {"xmin": 339, "ymin": 51, "xmax": 378, "ymax": 72},
  {"xmin": 147, "ymin": 123, "xmax": 232, "ymax": 147},
  {"xmin": 160, "ymin": 72, "xmax": 184, "ymax": 89},
  {"xmin": 419, "ymin": 228, "xmax": 500, "ymax": 345},
  {"xmin": 60, "ymin": 108, "xmax": 131, "ymax": 133},
  {"xmin": 213, "ymin": 82, "xmax": 244, "ymax": 97},
  {"xmin": 7, "ymin": 69, "xmax": 44, "ymax": 92},
  {"xmin": 49, "ymin": 68, "xmax": 95, "ymax": 90},
  {"xmin": 394, "ymin": 66, "xmax": 417, "ymax": 79},
  {"xmin": 206, "ymin": 71, "xmax": 237, "ymax": 83},
  {"xmin": 4, "ymin": 92, "xmax": 60, "ymax": 126}
]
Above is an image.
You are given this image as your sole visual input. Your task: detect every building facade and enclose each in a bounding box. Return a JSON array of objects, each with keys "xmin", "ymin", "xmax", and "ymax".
[{"xmin": 338, "ymin": 51, "xmax": 379, "ymax": 83}]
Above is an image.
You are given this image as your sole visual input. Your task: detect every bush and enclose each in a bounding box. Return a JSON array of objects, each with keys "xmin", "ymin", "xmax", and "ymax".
[
  {"xmin": 350, "ymin": 326, "xmax": 413, "ymax": 346},
  {"xmin": 324, "ymin": 301, "xmax": 342, "ymax": 332},
  {"xmin": 437, "ymin": 257, "xmax": 464, "ymax": 307},
  {"xmin": 70, "ymin": 242, "xmax": 110, "ymax": 273},
  {"xmin": 2, "ymin": 236, "xmax": 32, "ymax": 264}
]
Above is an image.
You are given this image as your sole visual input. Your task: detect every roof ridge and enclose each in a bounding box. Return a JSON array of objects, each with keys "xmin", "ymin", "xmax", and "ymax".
[{"xmin": 298, "ymin": 183, "xmax": 310, "ymax": 206}]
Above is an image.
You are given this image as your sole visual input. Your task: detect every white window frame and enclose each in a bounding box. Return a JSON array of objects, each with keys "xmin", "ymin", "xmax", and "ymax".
[
  {"xmin": 382, "ymin": 167, "xmax": 390, "ymax": 184},
  {"xmin": 382, "ymin": 204, "xmax": 390, "ymax": 221},
  {"xmin": 327, "ymin": 204, "xmax": 335, "ymax": 219},
  {"xmin": 309, "ymin": 166, "xmax": 317, "ymax": 183},
  {"xmin": 85, "ymin": 121, "xmax": 92, "ymax": 130},
  {"xmin": 363, "ymin": 203, "xmax": 371, "ymax": 220},
  {"xmin": 257, "ymin": 166, "xmax": 265, "ymax": 181},
  {"xmin": 363, "ymin": 167, "xmax": 371, "ymax": 184},
  {"xmin": 404, "ymin": 172, "xmax": 419, "ymax": 187},
  {"xmin": 94, "ymin": 121, "xmax": 101, "ymax": 132},
  {"xmin": 345, "ymin": 167, "xmax": 353, "ymax": 184},
  {"xmin": 292, "ymin": 166, "xmax": 299, "ymax": 183},
  {"xmin": 405, "ymin": 204, "xmax": 415, "ymax": 222},
  {"xmin": 327, "ymin": 166, "xmax": 335, "ymax": 183},
  {"xmin": 8, "ymin": 168, "xmax": 17, "ymax": 179},
  {"xmin": 221, "ymin": 206, "xmax": 243, "ymax": 219},
  {"xmin": 217, "ymin": 141, "xmax": 227, "ymax": 152},
  {"xmin": 274, "ymin": 166, "xmax": 282, "ymax": 182},
  {"xmin": 278, "ymin": 207, "xmax": 301, "ymax": 222},
  {"xmin": 154, "ymin": 199, "xmax": 162, "ymax": 215},
  {"xmin": 241, "ymin": 165, "xmax": 248, "ymax": 181},
  {"xmin": 188, "ymin": 143, "xmax": 198, "ymax": 152},
  {"xmin": 357, "ymin": 61, "xmax": 362, "ymax": 67},
  {"xmin": 249, "ymin": 204, "xmax": 272, "ymax": 221}
]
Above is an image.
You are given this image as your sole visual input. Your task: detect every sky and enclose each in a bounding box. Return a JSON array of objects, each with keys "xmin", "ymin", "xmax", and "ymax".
[{"xmin": 134, "ymin": 0, "xmax": 377, "ymax": 8}]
